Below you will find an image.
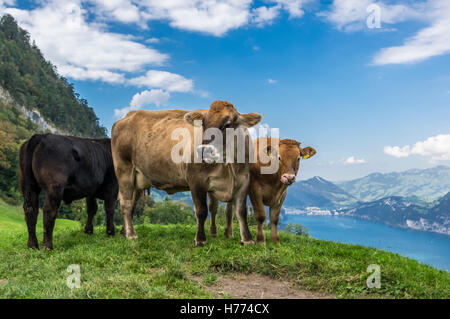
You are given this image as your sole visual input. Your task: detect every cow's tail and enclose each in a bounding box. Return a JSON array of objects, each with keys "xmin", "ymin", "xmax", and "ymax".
[{"xmin": 19, "ymin": 134, "xmax": 43, "ymax": 208}]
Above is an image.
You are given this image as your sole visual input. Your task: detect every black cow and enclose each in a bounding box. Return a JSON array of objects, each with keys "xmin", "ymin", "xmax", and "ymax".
[{"xmin": 19, "ymin": 134, "xmax": 118, "ymax": 250}]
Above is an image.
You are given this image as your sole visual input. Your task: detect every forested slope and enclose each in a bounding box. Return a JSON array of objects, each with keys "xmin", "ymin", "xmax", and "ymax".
[{"xmin": 0, "ymin": 14, "xmax": 106, "ymax": 202}]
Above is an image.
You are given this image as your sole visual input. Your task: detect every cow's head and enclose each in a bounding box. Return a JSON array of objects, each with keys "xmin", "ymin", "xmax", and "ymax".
[
  {"xmin": 266, "ymin": 139, "xmax": 316, "ymax": 186},
  {"xmin": 184, "ymin": 101, "xmax": 262, "ymax": 163}
]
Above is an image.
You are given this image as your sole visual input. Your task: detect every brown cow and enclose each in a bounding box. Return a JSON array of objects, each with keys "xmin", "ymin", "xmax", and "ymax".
[
  {"xmin": 209, "ymin": 138, "xmax": 316, "ymax": 244},
  {"xmin": 111, "ymin": 101, "xmax": 262, "ymax": 246}
]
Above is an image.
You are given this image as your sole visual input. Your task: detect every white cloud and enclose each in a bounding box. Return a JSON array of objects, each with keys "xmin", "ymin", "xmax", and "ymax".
[
  {"xmin": 320, "ymin": 0, "xmax": 450, "ymax": 65},
  {"xmin": 145, "ymin": 37, "xmax": 160, "ymax": 44},
  {"xmin": 252, "ymin": 5, "xmax": 281, "ymax": 26},
  {"xmin": 276, "ymin": 0, "xmax": 310, "ymax": 18},
  {"xmin": 252, "ymin": 0, "xmax": 309, "ymax": 26},
  {"xmin": 383, "ymin": 145, "xmax": 411, "ymax": 158},
  {"xmin": 268, "ymin": 78, "xmax": 278, "ymax": 84},
  {"xmin": 128, "ymin": 70, "xmax": 193, "ymax": 92},
  {"xmin": 384, "ymin": 134, "xmax": 450, "ymax": 161},
  {"xmin": 319, "ymin": 0, "xmax": 419, "ymax": 32},
  {"xmin": 130, "ymin": 89, "xmax": 170, "ymax": 108},
  {"xmin": 89, "ymin": 0, "xmax": 143, "ymax": 25},
  {"xmin": 4, "ymin": 0, "xmax": 167, "ymax": 83},
  {"xmin": 344, "ymin": 156, "xmax": 366, "ymax": 165},
  {"xmin": 139, "ymin": 0, "xmax": 253, "ymax": 36},
  {"xmin": 373, "ymin": 1, "xmax": 450, "ymax": 65},
  {"xmin": 114, "ymin": 89, "xmax": 170, "ymax": 118}
]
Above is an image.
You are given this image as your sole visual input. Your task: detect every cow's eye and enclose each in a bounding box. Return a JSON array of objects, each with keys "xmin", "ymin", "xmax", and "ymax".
[
  {"xmin": 278, "ymin": 156, "xmax": 282, "ymax": 161},
  {"xmin": 222, "ymin": 123, "xmax": 232, "ymax": 130}
]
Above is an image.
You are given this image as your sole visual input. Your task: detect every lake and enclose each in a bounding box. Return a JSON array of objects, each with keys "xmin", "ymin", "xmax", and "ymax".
[{"xmin": 281, "ymin": 214, "xmax": 450, "ymax": 272}]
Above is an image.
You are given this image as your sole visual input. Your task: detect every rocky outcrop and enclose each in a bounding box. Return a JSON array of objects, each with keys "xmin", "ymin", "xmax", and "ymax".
[{"xmin": 0, "ymin": 86, "xmax": 57, "ymax": 133}]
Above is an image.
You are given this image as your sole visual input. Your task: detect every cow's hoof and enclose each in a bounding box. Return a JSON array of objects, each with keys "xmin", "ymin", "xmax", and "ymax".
[
  {"xmin": 256, "ymin": 235, "xmax": 266, "ymax": 244},
  {"xmin": 84, "ymin": 229, "xmax": 94, "ymax": 235},
  {"xmin": 224, "ymin": 231, "xmax": 234, "ymax": 239},
  {"xmin": 107, "ymin": 230, "xmax": 116, "ymax": 236},
  {"xmin": 209, "ymin": 228, "xmax": 218, "ymax": 237},
  {"xmin": 195, "ymin": 240, "xmax": 206, "ymax": 247},
  {"xmin": 27, "ymin": 242, "xmax": 39, "ymax": 250},
  {"xmin": 241, "ymin": 240, "xmax": 255, "ymax": 246},
  {"xmin": 126, "ymin": 234, "xmax": 138, "ymax": 240},
  {"xmin": 271, "ymin": 238, "xmax": 280, "ymax": 245}
]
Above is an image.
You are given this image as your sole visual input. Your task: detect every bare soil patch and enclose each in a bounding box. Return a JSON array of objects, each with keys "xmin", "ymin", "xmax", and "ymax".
[{"xmin": 195, "ymin": 273, "xmax": 334, "ymax": 299}]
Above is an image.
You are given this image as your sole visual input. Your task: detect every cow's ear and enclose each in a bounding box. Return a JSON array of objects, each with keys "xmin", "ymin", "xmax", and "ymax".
[
  {"xmin": 300, "ymin": 147, "xmax": 316, "ymax": 159},
  {"xmin": 184, "ymin": 111, "xmax": 204, "ymax": 126},
  {"xmin": 238, "ymin": 112, "xmax": 262, "ymax": 128}
]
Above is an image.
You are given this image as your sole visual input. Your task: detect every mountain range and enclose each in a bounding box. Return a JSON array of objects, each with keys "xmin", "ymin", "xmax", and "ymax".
[
  {"xmin": 283, "ymin": 176, "xmax": 358, "ymax": 209},
  {"xmin": 283, "ymin": 166, "xmax": 450, "ymax": 235},
  {"xmin": 339, "ymin": 194, "xmax": 450, "ymax": 235},
  {"xmin": 337, "ymin": 165, "xmax": 450, "ymax": 202}
]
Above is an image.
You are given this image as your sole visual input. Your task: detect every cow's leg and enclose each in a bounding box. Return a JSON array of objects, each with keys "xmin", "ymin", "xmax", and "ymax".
[
  {"xmin": 192, "ymin": 188, "xmax": 208, "ymax": 247},
  {"xmin": 84, "ymin": 196, "xmax": 97, "ymax": 235},
  {"xmin": 42, "ymin": 186, "xmax": 62, "ymax": 250},
  {"xmin": 23, "ymin": 187, "xmax": 40, "ymax": 249},
  {"xmin": 118, "ymin": 187, "xmax": 141, "ymax": 238},
  {"xmin": 208, "ymin": 195, "xmax": 218, "ymax": 237},
  {"xmin": 120, "ymin": 189, "xmax": 141, "ymax": 234},
  {"xmin": 269, "ymin": 205, "xmax": 282, "ymax": 244},
  {"xmin": 119, "ymin": 189, "xmax": 138, "ymax": 239},
  {"xmin": 104, "ymin": 195, "xmax": 116, "ymax": 236},
  {"xmin": 234, "ymin": 194, "xmax": 254, "ymax": 245},
  {"xmin": 249, "ymin": 191, "xmax": 266, "ymax": 245},
  {"xmin": 114, "ymin": 160, "xmax": 138, "ymax": 239},
  {"xmin": 224, "ymin": 202, "xmax": 234, "ymax": 238}
]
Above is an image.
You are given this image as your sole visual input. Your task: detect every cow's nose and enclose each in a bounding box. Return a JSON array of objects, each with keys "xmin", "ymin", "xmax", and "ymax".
[{"xmin": 281, "ymin": 174, "xmax": 296, "ymax": 185}]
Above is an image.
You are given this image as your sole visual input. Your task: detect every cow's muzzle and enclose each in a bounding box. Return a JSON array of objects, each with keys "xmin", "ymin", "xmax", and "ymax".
[{"xmin": 281, "ymin": 174, "xmax": 296, "ymax": 185}]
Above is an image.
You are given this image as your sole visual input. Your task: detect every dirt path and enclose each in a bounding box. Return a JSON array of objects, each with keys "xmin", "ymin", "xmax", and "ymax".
[{"xmin": 196, "ymin": 273, "xmax": 334, "ymax": 299}]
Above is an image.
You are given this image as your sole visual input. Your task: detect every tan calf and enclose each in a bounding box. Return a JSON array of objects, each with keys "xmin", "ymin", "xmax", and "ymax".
[{"xmin": 209, "ymin": 138, "xmax": 316, "ymax": 244}]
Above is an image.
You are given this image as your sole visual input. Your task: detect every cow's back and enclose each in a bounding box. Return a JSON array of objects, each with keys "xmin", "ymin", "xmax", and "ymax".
[
  {"xmin": 111, "ymin": 109, "xmax": 201, "ymax": 190},
  {"xmin": 29, "ymin": 134, "xmax": 115, "ymax": 202}
]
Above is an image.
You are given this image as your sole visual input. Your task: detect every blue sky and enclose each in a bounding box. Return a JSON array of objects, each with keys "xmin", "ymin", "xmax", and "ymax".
[{"xmin": 2, "ymin": 0, "xmax": 450, "ymax": 181}]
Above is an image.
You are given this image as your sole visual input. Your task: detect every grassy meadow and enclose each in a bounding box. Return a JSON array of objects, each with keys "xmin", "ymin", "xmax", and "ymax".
[{"xmin": 0, "ymin": 199, "xmax": 449, "ymax": 299}]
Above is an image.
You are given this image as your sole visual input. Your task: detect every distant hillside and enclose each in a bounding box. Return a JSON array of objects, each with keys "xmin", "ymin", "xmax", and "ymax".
[
  {"xmin": 152, "ymin": 189, "xmax": 193, "ymax": 206},
  {"xmin": 283, "ymin": 176, "xmax": 359, "ymax": 209},
  {"xmin": 0, "ymin": 14, "xmax": 106, "ymax": 137},
  {"xmin": 338, "ymin": 166, "xmax": 450, "ymax": 202},
  {"xmin": 341, "ymin": 193, "xmax": 450, "ymax": 235}
]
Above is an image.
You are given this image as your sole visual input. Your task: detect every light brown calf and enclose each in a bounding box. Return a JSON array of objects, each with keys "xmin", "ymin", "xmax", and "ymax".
[{"xmin": 210, "ymin": 138, "xmax": 316, "ymax": 244}]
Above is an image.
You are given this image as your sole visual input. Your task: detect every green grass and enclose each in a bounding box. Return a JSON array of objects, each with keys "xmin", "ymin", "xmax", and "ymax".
[{"xmin": 0, "ymin": 200, "xmax": 449, "ymax": 299}]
